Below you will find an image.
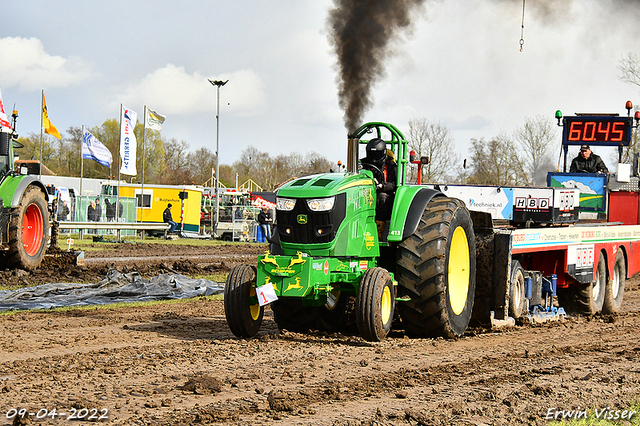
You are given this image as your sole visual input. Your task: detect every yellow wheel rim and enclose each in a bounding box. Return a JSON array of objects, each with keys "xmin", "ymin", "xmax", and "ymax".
[
  {"xmin": 249, "ymin": 286, "xmax": 261, "ymax": 321},
  {"xmin": 381, "ymin": 284, "xmax": 392, "ymax": 324},
  {"xmin": 448, "ymin": 226, "xmax": 470, "ymax": 316}
]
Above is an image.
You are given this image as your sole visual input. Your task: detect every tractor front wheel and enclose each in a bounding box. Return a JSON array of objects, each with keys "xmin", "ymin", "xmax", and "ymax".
[
  {"xmin": 396, "ymin": 197, "xmax": 476, "ymax": 338},
  {"xmin": 356, "ymin": 267, "xmax": 395, "ymax": 341},
  {"xmin": 7, "ymin": 187, "xmax": 49, "ymax": 271},
  {"xmin": 224, "ymin": 264, "xmax": 263, "ymax": 338}
]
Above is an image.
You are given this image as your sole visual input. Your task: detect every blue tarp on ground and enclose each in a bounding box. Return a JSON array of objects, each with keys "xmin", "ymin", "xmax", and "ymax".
[{"xmin": 0, "ymin": 269, "xmax": 224, "ymax": 311}]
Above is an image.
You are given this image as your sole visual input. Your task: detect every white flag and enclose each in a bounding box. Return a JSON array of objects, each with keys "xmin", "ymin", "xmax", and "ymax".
[
  {"xmin": 146, "ymin": 108, "xmax": 165, "ymax": 131},
  {"xmin": 82, "ymin": 129, "xmax": 112, "ymax": 167},
  {"xmin": 0, "ymin": 89, "xmax": 12, "ymax": 129},
  {"xmin": 120, "ymin": 105, "xmax": 137, "ymax": 176}
]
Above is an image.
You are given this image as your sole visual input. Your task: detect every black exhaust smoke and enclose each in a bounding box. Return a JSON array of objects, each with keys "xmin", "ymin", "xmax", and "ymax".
[{"xmin": 328, "ymin": 0, "xmax": 425, "ymax": 133}]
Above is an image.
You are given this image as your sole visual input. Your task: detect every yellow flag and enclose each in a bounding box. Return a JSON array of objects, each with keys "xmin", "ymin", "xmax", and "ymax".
[{"xmin": 42, "ymin": 92, "xmax": 61, "ymax": 139}]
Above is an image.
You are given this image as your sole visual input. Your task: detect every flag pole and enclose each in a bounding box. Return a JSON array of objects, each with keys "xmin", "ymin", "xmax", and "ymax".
[
  {"xmin": 141, "ymin": 105, "xmax": 147, "ymax": 223},
  {"xmin": 117, "ymin": 104, "xmax": 122, "ymax": 226},
  {"xmin": 39, "ymin": 90, "xmax": 43, "ymax": 180},
  {"xmin": 80, "ymin": 125, "xmax": 84, "ymax": 221}
]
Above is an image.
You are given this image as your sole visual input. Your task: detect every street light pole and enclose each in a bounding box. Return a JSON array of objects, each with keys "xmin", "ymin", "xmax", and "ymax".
[{"xmin": 208, "ymin": 79, "xmax": 228, "ymax": 237}]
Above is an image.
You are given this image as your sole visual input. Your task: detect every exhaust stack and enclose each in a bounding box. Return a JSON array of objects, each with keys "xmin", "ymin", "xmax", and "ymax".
[{"xmin": 347, "ymin": 136, "xmax": 359, "ymax": 173}]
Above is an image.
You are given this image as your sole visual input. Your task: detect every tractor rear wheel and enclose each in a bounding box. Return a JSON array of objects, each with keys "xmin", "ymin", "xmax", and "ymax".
[
  {"xmin": 575, "ymin": 252, "xmax": 606, "ymax": 315},
  {"xmin": 224, "ymin": 264, "xmax": 263, "ymax": 337},
  {"xmin": 7, "ymin": 187, "xmax": 49, "ymax": 271},
  {"xmin": 356, "ymin": 267, "xmax": 395, "ymax": 341},
  {"xmin": 396, "ymin": 197, "xmax": 476, "ymax": 338},
  {"xmin": 603, "ymin": 250, "xmax": 625, "ymax": 314}
]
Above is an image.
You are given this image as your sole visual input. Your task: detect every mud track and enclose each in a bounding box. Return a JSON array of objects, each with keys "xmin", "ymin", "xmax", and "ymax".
[{"xmin": 1, "ymin": 242, "xmax": 639, "ymax": 425}]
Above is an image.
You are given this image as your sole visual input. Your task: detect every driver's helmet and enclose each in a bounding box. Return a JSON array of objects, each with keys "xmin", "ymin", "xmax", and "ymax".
[{"xmin": 365, "ymin": 138, "xmax": 387, "ymax": 166}]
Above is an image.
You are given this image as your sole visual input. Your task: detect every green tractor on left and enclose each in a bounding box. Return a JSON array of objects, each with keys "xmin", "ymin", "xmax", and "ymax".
[{"xmin": 0, "ymin": 119, "xmax": 50, "ymax": 270}]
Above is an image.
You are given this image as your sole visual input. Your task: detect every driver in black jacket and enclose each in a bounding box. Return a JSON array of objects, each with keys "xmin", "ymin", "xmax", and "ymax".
[{"xmin": 360, "ymin": 138, "xmax": 397, "ymax": 221}]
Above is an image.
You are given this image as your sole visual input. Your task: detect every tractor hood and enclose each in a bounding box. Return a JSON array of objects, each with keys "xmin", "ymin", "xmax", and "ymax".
[
  {"xmin": 275, "ymin": 171, "xmax": 379, "ymax": 257},
  {"xmin": 277, "ymin": 171, "xmax": 374, "ymax": 198}
]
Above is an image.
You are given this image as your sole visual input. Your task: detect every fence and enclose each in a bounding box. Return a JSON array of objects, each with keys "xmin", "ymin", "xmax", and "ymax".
[
  {"xmin": 57, "ymin": 221, "xmax": 170, "ymax": 239},
  {"xmin": 55, "ymin": 195, "xmax": 138, "ymax": 236}
]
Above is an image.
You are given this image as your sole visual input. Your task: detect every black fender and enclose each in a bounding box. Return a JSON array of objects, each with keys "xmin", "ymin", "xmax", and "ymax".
[
  {"xmin": 401, "ymin": 187, "xmax": 443, "ymax": 240},
  {"xmin": 11, "ymin": 176, "xmax": 49, "ymax": 208}
]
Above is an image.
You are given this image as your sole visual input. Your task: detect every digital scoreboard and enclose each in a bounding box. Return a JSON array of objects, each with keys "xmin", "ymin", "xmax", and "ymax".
[{"xmin": 562, "ymin": 116, "xmax": 633, "ymax": 146}]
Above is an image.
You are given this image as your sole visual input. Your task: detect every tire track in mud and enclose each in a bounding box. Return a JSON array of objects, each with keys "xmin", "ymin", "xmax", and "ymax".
[{"xmin": 144, "ymin": 315, "xmax": 640, "ymax": 425}]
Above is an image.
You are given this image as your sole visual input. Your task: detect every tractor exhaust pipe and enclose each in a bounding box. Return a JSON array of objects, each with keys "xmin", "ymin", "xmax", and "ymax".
[
  {"xmin": 0, "ymin": 130, "xmax": 10, "ymax": 156},
  {"xmin": 347, "ymin": 137, "xmax": 359, "ymax": 173},
  {"xmin": 0, "ymin": 129, "xmax": 11, "ymax": 175}
]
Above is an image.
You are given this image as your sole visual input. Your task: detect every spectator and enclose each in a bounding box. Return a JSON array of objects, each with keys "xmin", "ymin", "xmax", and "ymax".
[
  {"xmin": 258, "ymin": 207, "xmax": 273, "ymax": 240},
  {"xmin": 118, "ymin": 200, "xmax": 124, "ymax": 220},
  {"xmin": 87, "ymin": 201, "xmax": 96, "ymax": 222},
  {"xmin": 57, "ymin": 200, "xmax": 69, "ymax": 221},
  {"xmin": 105, "ymin": 199, "xmax": 116, "ymax": 222},
  {"xmin": 163, "ymin": 203, "xmax": 178, "ymax": 234},
  {"xmin": 94, "ymin": 197, "xmax": 102, "ymax": 222},
  {"xmin": 87, "ymin": 201, "xmax": 96, "ymax": 234}
]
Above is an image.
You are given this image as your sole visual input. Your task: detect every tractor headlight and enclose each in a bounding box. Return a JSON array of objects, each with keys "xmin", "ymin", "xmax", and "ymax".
[
  {"xmin": 277, "ymin": 197, "xmax": 296, "ymax": 211},
  {"xmin": 306, "ymin": 197, "xmax": 335, "ymax": 212}
]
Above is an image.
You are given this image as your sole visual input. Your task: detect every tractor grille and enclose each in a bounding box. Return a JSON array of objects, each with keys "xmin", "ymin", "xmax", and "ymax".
[{"xmin": 277, "ymin": 193, "xmax": 346, "ymax": 244}]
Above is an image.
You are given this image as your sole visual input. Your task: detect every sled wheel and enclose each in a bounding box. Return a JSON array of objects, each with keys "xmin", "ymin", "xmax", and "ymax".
[
  {"xmin": 396, "ymin": 197, "xmax": 476, "ymax": 338},
  {"xmin": 7, "ymin": 186, "xmax": 49, "ymax": 271},
  {"xmin": 509, "ymin": 260, "xmax": 526, "ymax": 319},
  {"xmin": 603, "ymin": 250, "xmax": 625, "ymax": 314},
  {"xmin": 356, "ymin": 267, "xmax": 395, "ymax": 341},
  {"xmin": 224, "ymin": 264, "xmax": 263, "ymax": 337},
  {"xmin": 271, "ymin": 298, "xmax": 318, "ymax": 333},
  {"xmin": 576, "ymin": 251, "xmax": 606, "ymax": 315}
]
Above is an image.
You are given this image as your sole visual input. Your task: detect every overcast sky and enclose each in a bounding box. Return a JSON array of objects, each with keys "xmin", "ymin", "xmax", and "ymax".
[{"xmin": 2, "ymin": 0, "xmax": 639, "ymax": 170}]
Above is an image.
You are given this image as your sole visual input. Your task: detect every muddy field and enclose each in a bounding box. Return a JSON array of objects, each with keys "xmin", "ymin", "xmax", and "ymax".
[{"xmin": 1, "ymin": 242, "xmax": 639, "ymax": 425}]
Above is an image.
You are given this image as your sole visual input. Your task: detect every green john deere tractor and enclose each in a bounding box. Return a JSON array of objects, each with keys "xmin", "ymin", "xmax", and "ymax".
[
  {"xmin": 0, "ymin": 121, "xmax": 50, "ymax": 271},
  {"xmin": 224, "ymin": 122, "xmax": 476, "ymax": 341}
]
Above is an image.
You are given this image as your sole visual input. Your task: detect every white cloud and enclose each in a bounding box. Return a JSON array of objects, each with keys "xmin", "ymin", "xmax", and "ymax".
[
  {"xmin": 560, "ymin": 180, "xmax": 597, "ymax": 195},
  {"xmin": 112, "ymin": 64, "xmax": 267, "ymax": 116},
  {"xmin": 0, "ymin": 37, "xmax": 92, "ymax": 91}
]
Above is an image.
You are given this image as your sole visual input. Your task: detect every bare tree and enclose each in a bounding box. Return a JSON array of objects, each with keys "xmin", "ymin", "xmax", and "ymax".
[
  {"xmin": 161, "ymin": 138, "xmax": 191, "ymax": 184},
  {"xmin": 467, "ymin": 135, "xmax": 528, "ymax": 186},
  {"xmin": 514, "ymin": 115, "xmax": 558, "ymax": 185},
  {"xmin": 232, "ymin": 146, "xmax": 334, "ymax": 190},
  {"xmin": 304, "ymin": 152, "xmax": 332, "ymax": 175},
  {"xmin": 15, "ymin": 132, "xmax": 58, "ymax": 171},
  {"xmin": 407, "ymin": 118, "xmax": 459, "ymax": 183},
  {"xmin": 187, "ymin": 146, "xmax": 216, "ymax": 185},
  {"xmin": 619, "ymin": 53, "xmax": 640, "ymax": 88}
]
